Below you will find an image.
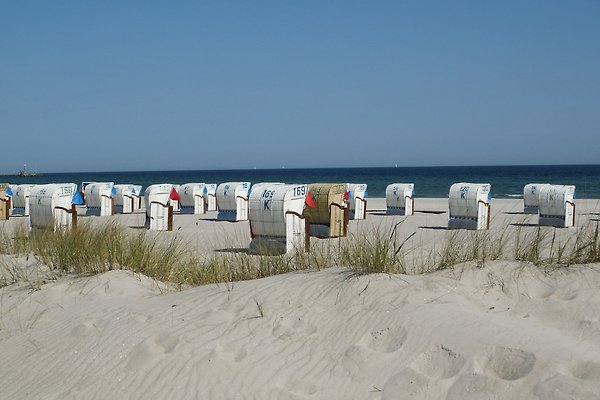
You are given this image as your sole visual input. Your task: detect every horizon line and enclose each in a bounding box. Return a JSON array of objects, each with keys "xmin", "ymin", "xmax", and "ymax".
[{"xmin": 4, "ymin": 163, "xmax": 600, "ymax": 176}]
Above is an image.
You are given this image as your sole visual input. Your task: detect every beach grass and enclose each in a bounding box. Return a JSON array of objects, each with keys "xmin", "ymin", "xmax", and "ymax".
[
  {"xmin": 0, "ymin": 223, "xmax": 330, "ymax": 288},
  {"xmin": 1, "ymin": 218, "xmax": 599, "ymax": 289},
  {"xmin": 338, "ymin": 222, "xmax": 415, "ymax": 275}
]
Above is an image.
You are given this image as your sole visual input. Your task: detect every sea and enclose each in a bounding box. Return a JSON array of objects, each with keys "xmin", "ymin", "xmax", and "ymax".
[{"xmin": 4, "ymin": 165, "xmax": 600, "ymax": 199}]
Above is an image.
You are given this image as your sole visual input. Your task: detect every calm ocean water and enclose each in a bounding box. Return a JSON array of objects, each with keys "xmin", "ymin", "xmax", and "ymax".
[{"xmin": 5, "ymin": 165, "xmax": 600, "ymax": 199}]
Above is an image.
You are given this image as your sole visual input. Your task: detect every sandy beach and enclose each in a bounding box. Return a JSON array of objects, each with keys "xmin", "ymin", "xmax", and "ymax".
[{"xmin": 2, "ymin": 198, "xmax": 600, "ymax": 399}]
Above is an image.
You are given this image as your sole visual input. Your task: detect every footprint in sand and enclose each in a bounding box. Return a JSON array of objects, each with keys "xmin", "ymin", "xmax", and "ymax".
[
  {"xmin": 560, "ymin": 290, "xmax": 578, "ymax": 301},
  {"xmin": 478, "ymin": 346, "xmax": 536, "ymax": 380},
  {"xmin": 360, "ymin": 326, "xmax": 407, "ymax": 353},
  {"xmin": 341, "ymin": 345, "xmax": 373, "ymax": 379},
  {"xmin": 381, "ymin": 368, "xmax": 431, "ymax": 399},
  {"xmin": 125, "ymin": 332, "xmax": 179, "ymax": 370},
  {"xmin": 206, "ymin": 342, "xmax": 248, "ymax": 363},
  {"xmin": 342, "ymin": 327, "xmax": 407, "ymax": 379},
  {"xmin": 446, "ymin": 373, "xmax": 509, "ymax": 400},
  {"xmin": 284, "ymin": 379, "xmax": 318, "ymax": 397},
  {"xmin": 272, "ymin": 316, "xmax": 317, "ymax": 341},
  {"xmin": 570, "ymin": 360, "xmax": 600, "ymax": 381},
  {"xmin": 410, "ymin": 344, "xmax": 466, "ymax": 379},
  {"xmin": 534, "ymin": 373, "xmax": 600, "ymax": 400},
  {"xmin": 521, "ymin": 278, "xmax": 556, "ymax": 299},
  {"xmin": 269, "ymin": 383, "xmax": 318, "ymax": 400},
  {"xmin": 70, "ymin": 320, "xmax": 103, "ymax": 337}
]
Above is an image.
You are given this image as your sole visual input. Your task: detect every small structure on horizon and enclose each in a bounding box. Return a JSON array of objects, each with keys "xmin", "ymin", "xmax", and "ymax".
[
  {"xmin": 523, "ymin": 183, "xmax": 550, "ymax": 214},
  {"xmin": 179, "ymin": 183, "xmax": 206, "ymax": 214},
  {"xmin": 448, "ymin": 183, "xmax": 491, "ymax": 230},
  {"xmin": 386, "ymin": 183, "xmax": 415, "ymax": 216},
  {"xmin": 248, "ymin": 183, "xmax": 309, "ymax": 254},
  {"xmin": 538, "ymin": 184, "xmax": 576, "ymax": 228},
  {"xmin": 29, "ymin": 183, "xmax": 81, "ymax": 230},
  {"xmin": 347, "ymin": 183, "xmax": 368, "ymax": 220},
  {"xmin": 302, "ymin": 183, "xmax": 348, "ymax": 238},
  {"xmin": 216, "ymin": 182, "xmax": 251, "ymax": 221}
]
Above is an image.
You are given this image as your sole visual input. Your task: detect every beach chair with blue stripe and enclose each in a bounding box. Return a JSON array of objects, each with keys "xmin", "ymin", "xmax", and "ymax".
[
  {"xmin": 216, "ymin": 182, "xmax": 251, "ymax": 221},
  {"xmin": 84, "ymin": 182, "xmax": 115, "ymax": 216},
  {"xmin": 29, "ymin": 184, "xmax": 80, "ymax": 230},
  {"xmin": 523, "ymin": 183, "xmax": 550, "ymax": 214},
  {"xmin": 179, "ymin": 183, "xmax": 206, "ymax": 215},
  {"xmin": 144, "ymin": 184, "xmax": 174, "ymax": 231},
  {"xmin": 538, "ymin": 185, "xmax": 576, "ymax": 228},
  {"xmin": 386, "ymin": 183, "xmax": 414, "ymax": 216},
  {"xmin": 448, "ymin": 183, "xmax": 491, "ymax": 230},
  {"xmin": 347, "ymin": 183, "xmax": 368, "ymax": 220}
]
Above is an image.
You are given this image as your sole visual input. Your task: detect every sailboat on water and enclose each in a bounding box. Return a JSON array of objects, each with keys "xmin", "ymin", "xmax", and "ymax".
[{"xmin": 18, "ymin": 164, "xmax": 40, "ymax": 177}]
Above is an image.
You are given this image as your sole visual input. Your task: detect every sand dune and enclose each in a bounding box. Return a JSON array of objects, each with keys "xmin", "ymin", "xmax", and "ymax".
[{"xmin": 2, "ymin": 263, "xmax": 600, "ymax": 399}]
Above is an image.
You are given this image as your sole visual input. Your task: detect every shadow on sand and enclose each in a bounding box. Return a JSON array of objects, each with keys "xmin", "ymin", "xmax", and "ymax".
[
  {"xmin": 215, "ymin": 248, "xmax": 250, "ymax": 254},
  {"xmin": 510, "ymin": 223, "xmax": 539, "ymax": 227},
  {"xmin": 416, "ymin": 210, "xmax": 446, "ymax": 215}
]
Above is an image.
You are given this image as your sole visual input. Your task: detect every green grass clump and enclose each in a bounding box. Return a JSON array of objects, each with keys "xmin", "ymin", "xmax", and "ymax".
[
  {"xmin": 1, "ymin": 217, "xmax": 599, "ymax": 289},
  {"xmin": 0, "ymin": 222, "xmax": 329, "ymax": 288},
  {"xmin": 510, "ymin": 222, "xmax": 600, "ymax": 267},
  {"xmin": 567, "ymin": 223, "xmax": 600, "ymax": 264},
  {"xmin": 25, "ymin": 223, "xmax": 184, "ymax": 277},
  {"xmin": 0, "ymin": 223, "xmax": 186, "ymax": 284},
  {"xmin": 431, "ymin": 228, "xmax": 508, "ymax": 272},
  {"xmin": 338, "ymin": 222, "xmax": 415, "ymax": 275}
]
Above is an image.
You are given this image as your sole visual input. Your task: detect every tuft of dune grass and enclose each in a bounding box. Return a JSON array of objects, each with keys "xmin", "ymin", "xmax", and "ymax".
[
  {"xmin": 0, "ymin": 218, "xmax": 599, "ymax": 289},
  {"xmin": 0, "ymin": 222, "xmax": 328, "ymax": 288}
]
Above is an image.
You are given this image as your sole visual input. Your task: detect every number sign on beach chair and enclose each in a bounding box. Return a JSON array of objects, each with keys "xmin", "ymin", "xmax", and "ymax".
[
  {"xmin": 29, "ymin": 183, "xmax": 81, "ymax": 230},
  {"xmin": 11, "ymin": 184, "xmax": 36, "ymax": 216},
  {"xmin": 248, "ymin": 184, "xmax": 310, "ymax": 254},
  {"xmin": 538, "ymin": 185, "xmax": 576, "ymax": 228},
  {"xmin": 179, "ymin": 183, "xmax": 206, "ymax": 214},
  {"xmin": 204, "ymin": 184, "xmax": 218, "ymax": 211},
  {"xmin": 84, "ymin": 182, "xmax": 116, "ymax": 216},
  {"xmin": 523, "ymin": 183, "xmax": 550, "ymax": 214},
  {"xmin": 347, "ymin": 183, "xmax": 368, "ymax": 220},
  {"xmin": 0, "ymin": 183, "xmax": 9, "ymax": 220},
  {"xmin": 386, "ymin": 183, "xmax": 415, "ymax": 216},
  {"xmin": 302, "ymin": 183, "xmax": 349, "ymax": 238},
  {"xmin": 216, "ymin": 182, "xmax": 251, "ymax": 221},
  {"xmin": 448, "ymin": 183, "xmax": 491, "ymax": 230},
  {"xmin": 114, "ymin": 184, "xmax": 143, "ymax": 214},
  {"xmin": 144, "ymin": 184, "xmax": 174, "ymax": 231}
]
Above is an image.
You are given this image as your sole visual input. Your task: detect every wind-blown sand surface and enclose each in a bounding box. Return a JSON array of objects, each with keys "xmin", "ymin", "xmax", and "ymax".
[{"xmin": 1, "ymin": 198, "xmax": 600, "ymax": 399}]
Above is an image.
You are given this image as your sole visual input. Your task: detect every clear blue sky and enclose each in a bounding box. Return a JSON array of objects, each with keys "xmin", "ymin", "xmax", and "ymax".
[{"xmin": 1, "ymin": 1, "xmax": 599, "ymax": 173}]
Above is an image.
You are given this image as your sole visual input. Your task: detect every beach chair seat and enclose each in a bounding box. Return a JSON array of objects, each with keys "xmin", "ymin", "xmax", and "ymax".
[
  {"xmin": 347, "ymin": 183, "xmax": 368, "ymax": 220},
  {"xmin": 144, "ymin": 184, "xmax": 175, "ymax": 231},
  {"xmin": 216, "ymin": 182, "xmax": 251, "ymax": 221},
  {"xmin": 386, "ymin": 183, "xmax": 415, "ymax": 216},
  {"xmin": 29, "ymin": 184, "xmax": 80, "ymax": 230},
  {"xmin": 538, "ymin": 185, "xmax": 576, "ymax": 228},
  {"xmin": 249, "ymin": 184, "xmax": 309, "ymax": 254},
  {"xmin": 303, "ymin": 183, "xmax": 348, "ymax": 238},
  {"xmin": 448, "ymin": 183, "xmax": 491, "ymax": 230}
]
